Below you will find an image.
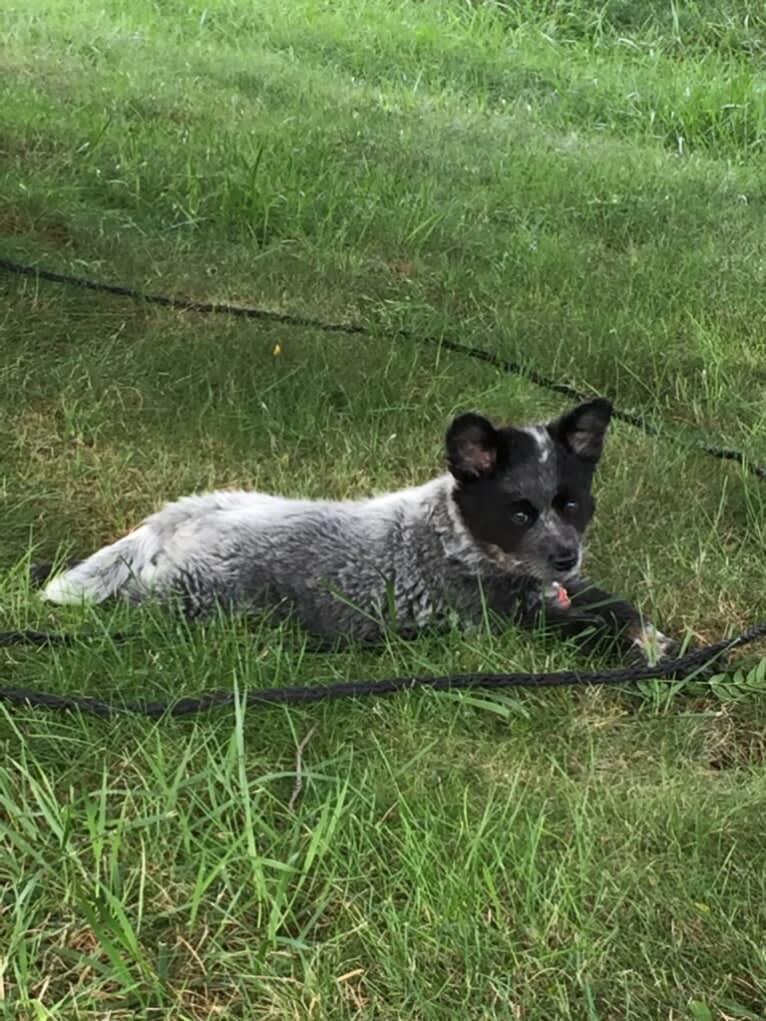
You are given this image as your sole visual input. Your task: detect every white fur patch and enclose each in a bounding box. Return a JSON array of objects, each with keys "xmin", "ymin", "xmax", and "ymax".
[
  {"xmin": 524, "ymin": 426, "xmax": 553, "ymax": 464},
  {"xmin": 42, "ymin": 575, "xmax": 94, "ymax": 605}
]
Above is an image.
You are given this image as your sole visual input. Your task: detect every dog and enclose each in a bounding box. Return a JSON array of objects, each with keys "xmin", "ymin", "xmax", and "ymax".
[{"xmin": 41, "ymin": 398, "xmax": 679, "ymax": 664}]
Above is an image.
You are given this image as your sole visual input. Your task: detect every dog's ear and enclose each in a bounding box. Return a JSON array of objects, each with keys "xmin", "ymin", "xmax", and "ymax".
[
  {"xmin": 548, "ymin": 398, "xmax": 613, "ymax": 464},
  {"xmin": 446, "ymin": 413, "xmax": 500, "ymax": 482}
]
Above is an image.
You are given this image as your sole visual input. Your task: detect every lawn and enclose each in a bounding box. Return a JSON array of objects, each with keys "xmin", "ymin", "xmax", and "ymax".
[{"xmin": 2, "ymin": 1, "xmax": 766, "ymax": 1017}]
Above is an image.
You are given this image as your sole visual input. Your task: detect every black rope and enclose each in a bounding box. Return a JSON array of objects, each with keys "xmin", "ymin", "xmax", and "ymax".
[
  {"xmin": 2, "ymin": 256, "xmax": 765, "ymax": 479},
  {"xmin": 1, "ymin": 621, "xmax": 764, "ymax": 718},
  {"xmin": 0, "ymin": 630, "xmax": 75, "ymax": 647},
  {"xmin": 0, "ymin": 629, "xmax": 135, "ymax": 648},
  {"xmin": 2, "ymin": 255, "xmax": 766, "ymax": 719}
]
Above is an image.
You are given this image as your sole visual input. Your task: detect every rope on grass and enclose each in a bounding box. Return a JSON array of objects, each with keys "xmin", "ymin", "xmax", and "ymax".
[
  {"xmin": 2, "ymin": 256, "xmax": 765, "ymax": 479},
  {"xmin": 1, "ymin": 255, "xmax": 765, "ymax": 718},
  {"xmin": 1, "ymin": 620, "xmax": 765, "ymax": 718}
]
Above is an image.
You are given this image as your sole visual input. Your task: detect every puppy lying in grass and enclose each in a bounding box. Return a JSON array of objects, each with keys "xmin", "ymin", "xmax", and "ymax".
[{"xmin": 42, "ymin": 398, "xmax": 679, "ymax": 664}]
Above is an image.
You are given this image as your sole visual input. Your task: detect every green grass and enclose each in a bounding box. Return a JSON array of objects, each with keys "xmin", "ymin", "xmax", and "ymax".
[{"xmin": 2, "ymin": 0, "xmax": 766, "ymax": 1017}]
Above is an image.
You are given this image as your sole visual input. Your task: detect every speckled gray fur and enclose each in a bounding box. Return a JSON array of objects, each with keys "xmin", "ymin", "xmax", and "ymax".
[{"xmin": 42, "ymin": 477, "xmax": 540, "ymax": 640}]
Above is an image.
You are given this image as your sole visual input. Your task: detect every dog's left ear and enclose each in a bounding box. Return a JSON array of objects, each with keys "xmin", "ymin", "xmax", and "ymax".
[{"xmin": 548, "ymin": 398, "xmax": 613, "ymax": 464}]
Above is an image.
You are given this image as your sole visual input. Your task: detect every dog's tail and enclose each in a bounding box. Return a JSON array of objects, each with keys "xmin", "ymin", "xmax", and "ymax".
[{"xmin": 42, "ymin": 526, "xmax": 152, "ymax": 605}]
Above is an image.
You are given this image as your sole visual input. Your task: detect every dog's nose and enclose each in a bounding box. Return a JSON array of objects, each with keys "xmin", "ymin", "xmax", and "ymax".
[{"xmin": 550, "ymin": 548, "xmax": 578, "ymax": 573}]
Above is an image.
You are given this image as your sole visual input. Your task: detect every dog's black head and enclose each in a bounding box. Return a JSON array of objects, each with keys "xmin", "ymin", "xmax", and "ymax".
[{"xmin": 446, "ymin": 398, "xmax": 612, "ymax": 584}]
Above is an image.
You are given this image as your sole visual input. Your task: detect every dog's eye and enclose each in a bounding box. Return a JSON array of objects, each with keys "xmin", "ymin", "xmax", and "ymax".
[
  {"xmin": 511, "ymin": 509, "xmax": 530, "ymax": 526},
  {"xmin": 563, "ymin": 499, "xmax": 579, "ymax": 513}
]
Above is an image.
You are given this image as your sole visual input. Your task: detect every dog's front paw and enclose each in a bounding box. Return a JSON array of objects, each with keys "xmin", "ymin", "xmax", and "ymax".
[
  {"xmin": 627, "ymin": 625, "xmax": 725, "ymax": 679},
  {"xmin": 627, "ymin": 624, "xmax": 681, "ymax": 666}
]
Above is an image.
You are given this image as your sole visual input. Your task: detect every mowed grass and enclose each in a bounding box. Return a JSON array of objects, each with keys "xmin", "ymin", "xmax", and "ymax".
[{"xmin": 2, "ymin": 0, "xmax": 766, "ymax": 1017}]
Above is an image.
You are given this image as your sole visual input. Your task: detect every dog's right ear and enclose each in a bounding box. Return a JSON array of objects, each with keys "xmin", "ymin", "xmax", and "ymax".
[{"xmin": 446, "ymin": 413, "xmax": 500, "ymax": 482}]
